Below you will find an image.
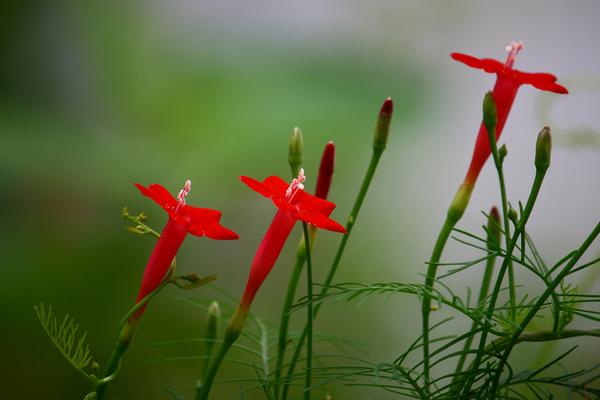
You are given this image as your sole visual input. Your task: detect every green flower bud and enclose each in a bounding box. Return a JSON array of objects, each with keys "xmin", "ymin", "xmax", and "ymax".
[
  {"xmin": 373, "ymin": 97, "xmax": 393, "ymax": 153},
  {"xmin": 288, "ymin": 127, "xmax": 304, "ymax": 177},
  {"xmin": 508, "ymin": 207, "xmax": 519, "ymax": 224},
  {"xmin": 486, "ymin": 206, "xmax": 502, "ymax": 252},
  {"xmin": 499, "ymin": 144, "xmax": 508, "ymax": 162},
  {"xmin": 535, "ymin": 126, "xmax": 552, "ymax": 172},
  {"xmin": 482, "ymin": 91, "xmax": 497, "ymax": 130},
  {"xmin": 206, "ymin": 301, "xmax": 220, "ymax": 341}
]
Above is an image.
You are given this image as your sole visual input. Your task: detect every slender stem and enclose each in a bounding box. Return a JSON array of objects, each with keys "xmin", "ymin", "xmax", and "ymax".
[
  {"xmin": 195, "ymin": 336, "xmax": 236, "ymax": 400},
  {"xmin": 91, "ymin": 263, "xmax": 175, "ymax": 399},
  {"xmin": 451, "ymin": 247, "xmax": 499, "ymax": 384},
  {"xmin": 274, "ymin": 242, "xmax": 306, "ymax": 399},
  {"xmin": 458, "ymin": 170, "xmax": 546, "ymax": 399},
  {"xmin": 90, "ymin": 331, "xmax": 135, "ymax": 400},
  {"xmin": 421, "ymin": 215, "xmax": 457, "ymax": 389},
  {"xmin": 488, "ymin": 221, "xmax": 600, "ymax": 398},
  {"xmin": 485, "ymin": 123, "xmax": 516, "ymax": 320},
  {"xmin": 491, "ymin": 327, "xmax": 600, "ymax": 351},
  {"xmin": 302, "ymin": 223, "xmax": 313, "ymax": 400},
  {"xmin": 281, "ymin": 150, "xmax": 383, "ymax": 400},
  {"xmin": 197, "ymin": 304, "xmax": 247, "ymax": 400}
]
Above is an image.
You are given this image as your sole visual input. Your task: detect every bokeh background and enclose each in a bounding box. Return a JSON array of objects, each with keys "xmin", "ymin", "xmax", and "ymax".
[{"xmin": 2, "ymin": 1, "xmax": 599, "ymax": 399}]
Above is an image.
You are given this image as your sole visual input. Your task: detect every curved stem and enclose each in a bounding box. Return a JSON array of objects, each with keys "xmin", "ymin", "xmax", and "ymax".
[
  {"xmin": 302, "ymin": 223, "xmax": 313, "ymax": 400},
  {"xmin": 91, "ymin": 331, "xmax": 135, "ymax": 400},
  {"xmin": 281, "ymin": 150, "xmax": 383, "ymax": 400},
  {"xmin": 421, "ymin": 215, "xmax": 457, "ymax": 389},
  {"xmin": 91, "ymin": 263, "xmax": 175, "ymax": 399}
]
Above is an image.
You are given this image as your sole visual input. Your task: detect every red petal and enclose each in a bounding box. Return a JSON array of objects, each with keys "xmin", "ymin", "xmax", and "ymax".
[
  {"xmin": 192, "ymin": 221, "xmax": 239, "ymax": 240},
  {"xmin": 240, "ymin": 176, "xmax": 273, "ymax": 198},
  {"xmin": 272, "ymin": 197, "xmax": 296, "ymax": 213},
  {"xmin": 241, "ymin": 175, "xmax": 289, "ymax": 200},
  {"xmin": 514, "ymin": 70, "xmax": 569, "ymax": 94},
  {"xmin": 262, "ymin": 176, "xmax": 290, "ymax": 195},
  {"xmin": 294, "ymin": 195, "xmax": 336, "ymax": 216},
  {"xmin": 451, "ymin": 53, "xmax": 504, "ymax": 74},
  {"xmin": 135, "ymin": 183, "xmax": 177, "ymax": 212},
  {"xmin": 182, "ymin": 205, "xmax": 221, "ymax": 223},
  {"xmin": 295, "ymin": 211, "xmax": 346, "ymax": 233}
]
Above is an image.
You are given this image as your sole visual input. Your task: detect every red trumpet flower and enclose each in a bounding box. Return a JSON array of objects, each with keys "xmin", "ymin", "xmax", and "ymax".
[
  {"xmin": 239, "ymin": 170, "xmax": 346, "ymax": 307},
  {"xmin": 452, "ymin": 42, "xmax": 568, "ymax": 185},
  {"xmin": 133, "ymin": 180, "xmax": 238, "ymax": 317}
]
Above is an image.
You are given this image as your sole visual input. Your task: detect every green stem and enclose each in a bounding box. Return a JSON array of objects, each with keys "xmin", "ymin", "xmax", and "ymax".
[
  {"xmin": 458, "ymin": 169, "xmax": 547, "ymax": 399},
  {"xmin": 302, "ymin": 223, "xmax": 313, "ymax": 400},
  {"xmin": 91, "ymin": 332, "xmax": 136, "ymax": 399},
  {"xmin": 488, "ymin": 221, "xmax": 600, "ymax": 398},
  {"xmin": 197, "ymin": 305, "xmax": 247, "ymax": 400},
  {"xmin": 421, "ymin": 214, "xmax": 457, "ymax": 389},
  {"xmin": 485, "ymin": 122, "xmax": 516, "ymax": 320},
  {"xmin": 491, "ymin": 327, "xmax": 600, "ymax": 351},
  {"xmin": 451, "ymin": 247, "xmax": 498, "ymax": 385},
  {"xmin": 89, "ymin": 263, "xmax": 175, "ymax": 399},
  {"xmin": 274, "ymin": 241, "xmax": 307, "ymax": 399},
  {"xmin": 281, "ymin": 150, "xmax": 383, "ymax": 400},
  {"xmin": 195, "ymin": 336, "xmax": 236, "ymax": 400}
]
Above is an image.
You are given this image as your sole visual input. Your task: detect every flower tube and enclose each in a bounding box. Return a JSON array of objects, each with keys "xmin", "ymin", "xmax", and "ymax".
[
  {"xmin": 197, "ymin": 171, "xmax": 345, "ymax": 400},
  {"xmin": 133, "ymin": 180, "xmax": 238, "ymax": 318},
  {"xmin": 453, "ymin": 42, "xmax": 568, "ymax": 191},
  {"xmin": 93, "ymin": 180, "xmax": 238, "ymax": 400},
  {"xmin": 421, "ymin": 43, "xmax": 568, "ymax": 389}
]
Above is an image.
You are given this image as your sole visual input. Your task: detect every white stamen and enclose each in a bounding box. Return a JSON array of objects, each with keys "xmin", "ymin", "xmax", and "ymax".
[
  {"xmin": 176, "ymin": 179, "xmax": 192, "ymax": 209},
  {"xmin": 505, "ymin": 41, "xmax": 524, "ymax": 68},
  {"xmin": 286, "ymin": 169, "xmax": 307, "ymax": 200}
]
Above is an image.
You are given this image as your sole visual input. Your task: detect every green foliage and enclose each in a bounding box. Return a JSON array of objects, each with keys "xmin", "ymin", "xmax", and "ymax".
[{"xmin": 34, "ymin": 302, "xmax": 97, "ymax": 382}]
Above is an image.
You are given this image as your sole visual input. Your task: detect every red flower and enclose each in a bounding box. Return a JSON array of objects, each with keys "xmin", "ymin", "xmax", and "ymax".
[
  {"xmin": 133, "ymin": 180, "xmax": 238, "ymax": 317},
  {"xmin": 452, "ymin": 42, "xmax": 568, "ymax": 185},
  {"xmin": 239, "ymin": 170, "xmax": 346, "ymax": 307}
]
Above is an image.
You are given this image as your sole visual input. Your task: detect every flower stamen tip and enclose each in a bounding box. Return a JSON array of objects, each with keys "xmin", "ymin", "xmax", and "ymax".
[
  {"xmin": 505, "ymin": 41, "xmax": 524, "ymax": 68},
  {"xmin": 286, "ymin": 169, "xmax": 307, "ymax": 200},
  {"xmin": 177, "ymin": 179, "xmax": 192, "ymax": 208}
]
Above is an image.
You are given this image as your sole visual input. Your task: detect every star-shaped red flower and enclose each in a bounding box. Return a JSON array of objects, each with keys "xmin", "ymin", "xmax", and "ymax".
[
  {"xmin": 238, "ymin": 171, "xmax": 346, "ymax": 307},
  {"xmin": 451, "ymin": 42, "xmax": 568, "ymax": 185},
  {"xmin": 133, "ymin": 181, "xmax": 238, "ymax": 318},
  {"xmin": 240, "ymin": 175, "xmax": 346, "ymax": 233}
]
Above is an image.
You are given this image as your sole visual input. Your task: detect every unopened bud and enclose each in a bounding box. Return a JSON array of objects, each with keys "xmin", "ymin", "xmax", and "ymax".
[
  {"xmin": 482, "ymin": 91, "xmax": 497, "ymax": 130},
  {"xmin": 486, "ymin": 206, "xmax": 502, "ymax": 252},
  {"xmin": 508, "ymin": 207, "xmax": 518, "ymax": 224},
  {"xmin": 535, "ymin": 126, "xmax": 552, "ymax": 172},
  {"xmin": 315, "ymin": 141, "xmax": 335, "ymax": 199},
  {"xmin": 499, "ymin": 144, "xmax": 508, "ymax": 162},
  {"xmin": 288, "ymin": 127, "xmax": 304, "ymax": 177},
  {"xmin": 202, "ymin": 301, "xmax": 220, "ymax": 373},
  {"xmin": 206, "ymin": 301, "xmax": 220, "ymax": 342},
  {"xmin": 373, "ymin": 97, "xmax": 393, "ymax": 152}
]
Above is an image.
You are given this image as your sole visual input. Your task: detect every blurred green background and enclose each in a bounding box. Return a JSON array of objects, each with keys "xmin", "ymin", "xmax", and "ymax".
[{"xmin": 2, "ymin": 1, "xmax": 599, "ymax": 399}]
